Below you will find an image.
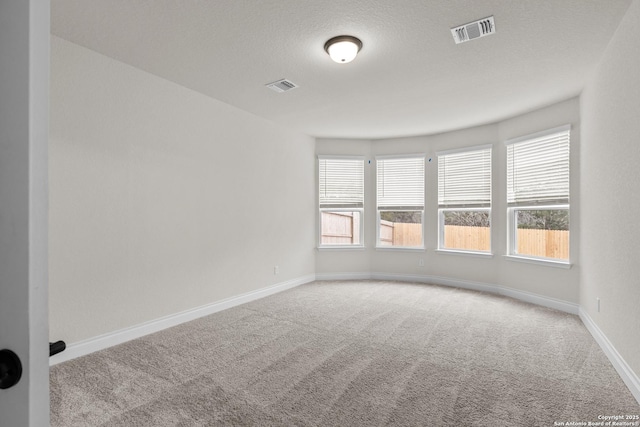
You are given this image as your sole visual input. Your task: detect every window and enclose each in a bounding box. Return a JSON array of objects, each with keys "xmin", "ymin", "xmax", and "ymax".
[
  {"xmin": 318, "ymin": 156, "xmax": 364, "ymax": 247},
  {"xmin": 506, "ymin": 125, "xmax": 570, "ymax": 262},
  {"xmin": 376, "ymin": 155, "xmax": 425, "ymax": 248},
  {"xmin": 438, "ymin": 145, "xmax": 492, "ymax": 253}
]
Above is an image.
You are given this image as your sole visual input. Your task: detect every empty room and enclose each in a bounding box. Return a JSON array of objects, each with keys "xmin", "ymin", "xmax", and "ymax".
[{"xmin": 1, "ymin": 0, "xmax": 640, "ymax": 425}]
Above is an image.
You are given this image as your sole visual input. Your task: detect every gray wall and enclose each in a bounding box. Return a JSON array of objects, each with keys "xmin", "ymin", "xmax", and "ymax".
[
  {"xmin": 580, "ymin": 0, "xmax": 640, "ymax": 378},
  {"xmin": 49, "ymin": 37, "xmax": 316, "ymax": 343}
]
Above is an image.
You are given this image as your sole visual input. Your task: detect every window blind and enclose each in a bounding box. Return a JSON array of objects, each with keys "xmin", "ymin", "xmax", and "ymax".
[
  {"xmin": 438, "ymin": 147, "xmax": 491, "ymax": 207},
  {"xmin": 318, "ymin": 157, "xmax": 364, "ymax": 208},
  {"xmin": 506, "ymin": 126, "xmax": 570, "ymax": 205},
  {"xmin": 376, "ymin": 156, "xmax": 425, "ymax": 210}
]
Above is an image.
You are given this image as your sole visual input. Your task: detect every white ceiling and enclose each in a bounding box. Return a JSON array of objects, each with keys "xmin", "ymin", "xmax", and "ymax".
[{"xmin": 51, "ymin": 0, "xmax": 632, "ymax": 139}]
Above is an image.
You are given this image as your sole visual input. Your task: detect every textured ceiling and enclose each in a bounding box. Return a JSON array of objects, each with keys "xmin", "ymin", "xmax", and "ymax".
[{"xmin": 51, "ymin": 0, "xmax": 632, "ymax": 139}]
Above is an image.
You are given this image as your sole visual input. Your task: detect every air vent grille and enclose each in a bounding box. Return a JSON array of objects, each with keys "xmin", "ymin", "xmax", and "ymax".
[
  {"xmin": 451, "ymin": 16, "xmax": 495, "ymax": 44},
  {"xmin": 266, "ymin": 79, "xmax": 298, "ymax": 93}
]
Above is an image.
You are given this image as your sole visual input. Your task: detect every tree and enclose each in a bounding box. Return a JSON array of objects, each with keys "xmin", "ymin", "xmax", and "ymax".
[
  {"xmin": 443, "ymin": 211, "xmax": 490, "ymax": 227},
  {"xmin": 380, "ymin": 211, "xmax": 422, "ymax": 224},
  {"xmin": 517, "ymin": 210, "xmax": 569, "ymax": 230}
]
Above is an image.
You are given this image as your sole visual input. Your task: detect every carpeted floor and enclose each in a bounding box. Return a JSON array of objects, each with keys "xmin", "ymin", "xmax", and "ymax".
[{"xmin": 50, "ymin": 280, "xmax": 640, "ymax": 426}]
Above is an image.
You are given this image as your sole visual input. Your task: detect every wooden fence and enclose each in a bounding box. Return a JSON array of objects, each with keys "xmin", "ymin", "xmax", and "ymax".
[
  {"xmin": 380, "ymin": 221, "xmax": 422, "ymax": 247},
  {"xmin": 443, "ymin": 225, "xmax": 568, "ymax": 259},
  {"xmin": 322, "ymin": 213, "xmax": 568, "ymax": 259},
  {"xmin": 515, "ymin": 228, "xmax": 569, "ymax": 260},
  {"xmin": 320, "ymin": 212, "xmax": 360, "ymax": 244},
  {"xmin": 443, "ymin": 225, "xmax": 490, "ymax": 252}
]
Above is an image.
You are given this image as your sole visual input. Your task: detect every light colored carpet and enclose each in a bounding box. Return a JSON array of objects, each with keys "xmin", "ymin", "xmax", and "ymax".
[{"xmin": 50, "ymin": 280, "xmax": 639, "ymax": 426}]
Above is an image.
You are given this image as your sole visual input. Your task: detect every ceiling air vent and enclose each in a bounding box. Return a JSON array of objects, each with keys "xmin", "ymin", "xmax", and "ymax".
[
  {"xmin": 266, "ymin": 78, "xmax": 298, "ymax": 93},
  {"xmin": 451, "ymin": 16, "xmax": 495, "ymax": 44}
]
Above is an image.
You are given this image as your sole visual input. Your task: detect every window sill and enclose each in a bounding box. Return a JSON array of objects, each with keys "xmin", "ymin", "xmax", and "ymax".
[
  {"xmin": 435, "ymin": 249, "xmax": 493, "ymax": 259},
  {"xmin": 317, "ymin": 246, "xmax": 366, "ymax": 252},
  {"xmin": 503, "ymin": 255, "xmax": 572, "ymax": 269},
  {"xmin": 375, "ymin": 246, "xmax": 425, "ymax": 252}
]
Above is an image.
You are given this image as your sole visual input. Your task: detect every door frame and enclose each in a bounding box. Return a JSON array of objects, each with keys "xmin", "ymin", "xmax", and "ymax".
[{"xmin": 0, "ymin": 0, "xmax": 50, "ymax": 425}]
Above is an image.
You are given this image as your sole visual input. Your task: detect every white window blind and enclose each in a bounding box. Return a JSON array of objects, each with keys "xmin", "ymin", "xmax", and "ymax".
[
  {"xmin": 318, "ymin": 157, "xmax": 364, "ymax": 208},
  {"xmin": 506, "ymin": 126, "xmax": 570, "ymax": 205},
  {"xmin": 438, "ymin": 147, "xmax": 491, "ymax": 207},
  {"xmin": 377, "ymin": 156, "xmax": 425, "ymax": 210}
]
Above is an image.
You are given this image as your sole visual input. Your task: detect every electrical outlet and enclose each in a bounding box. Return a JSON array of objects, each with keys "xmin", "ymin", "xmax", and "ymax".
[
  {"xmin": 597, "ymin": 297, "xmax": 600, "ymax": 312},
  {"xmin": 418, "ymin": 259, "xmax": 425, "ymax": 267},
  {"xmin": 274, "ymin": 266, "xmax": 279, "ymax": 275}
]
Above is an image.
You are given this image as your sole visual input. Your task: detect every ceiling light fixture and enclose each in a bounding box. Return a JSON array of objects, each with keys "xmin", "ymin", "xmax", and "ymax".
[{"xmin": 324, "ymin": 35, "xmax": 362, "ymax": 64}]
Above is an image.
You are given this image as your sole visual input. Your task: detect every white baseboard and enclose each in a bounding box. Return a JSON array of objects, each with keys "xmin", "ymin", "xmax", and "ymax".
[
  {"xmin": 579, "ymin": 308, "xmax": 640, "ymax": 405},
  {"xmin": 318, "ymin": 271, "xmax": 579, "ymax": 314},
  {"xmin": 371, "ymin": 272, "xmax": 496, "ymax": 294},
  {"xmin": 50, "ymin": 274, "xmax": 316, "ymax": 366},
  {"xmin": 315, "ymin": 272, "xmax": 372, "ymax": 281},
  {"xmin": 370, "ymin": 272, "xmax": 580, "ymax": 314}
]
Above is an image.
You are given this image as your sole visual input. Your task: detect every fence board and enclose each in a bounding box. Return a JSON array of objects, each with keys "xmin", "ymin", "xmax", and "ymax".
[
  {"xmin": 518, "ymin": 229, "xmax": 569, "ymax": 260},
  {"xmin": 444, "ymin": 225, "xmax": 490, "ymax": 251},
  {"xmin": 321, "ymin": 212, "xmax": 353, "ymax": 244},
  {"xmin": 392, "ymin": 223, "xmax": 422, "ymax": 247},
  {"xmin": 380, "ymin": 220, "xmax": 394, "ymax": 246}
]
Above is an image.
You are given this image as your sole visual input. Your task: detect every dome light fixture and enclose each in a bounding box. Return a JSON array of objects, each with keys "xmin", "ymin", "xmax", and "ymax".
[{"xmin": 324, "ymin": 35, "xmax": 363, "ymax": 64}]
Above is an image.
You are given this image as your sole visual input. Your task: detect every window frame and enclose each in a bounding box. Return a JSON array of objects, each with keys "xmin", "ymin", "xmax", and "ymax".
[
  {"xmin": 318, "ymin": 155, "xmax": 365, "ymax": 250},
  {"xmin": 375, "ymin": 154, "xmax": 426, "ymax": 250},
  {"xmin": 436, "ymin": 144, "xmax": 492, "ymax": 255},
  {"xmin": 438, "ymin": 207, "xmax": 492, "ymax": 254},
  {"xmin": 505, "ymin": 125, "xmax": 571, "ymax": 265},
  {"xmin": 507, "ymin": 204, "xmax": 570, "ymax": 263},
  {"xmin": 318, "ymin": 208, "xmax": 364, "ymax": 250}
]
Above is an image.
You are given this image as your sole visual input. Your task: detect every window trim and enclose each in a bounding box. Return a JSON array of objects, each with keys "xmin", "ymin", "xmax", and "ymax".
[
  {"xmin": 435, "ymin": 249, "xmax": 494, "ymax": 259},
  {"xmin": 376, "ymin": 246, "xmax": 425, "ymax": 253},
  {"xmin": 436, "ymin": 144, "xmax": 492, "ymax": 254},
  {"xmin": 436, "ymin": 143, "xmax": 493, "ymax": 157},
  {"xmin": 505, "ymin": 125, "xmax": 571, "ymax": 265},
  {"xmin": 375, "ymin": 154, "xmax": 426, "ymax": 249},
  {"xmin": 504, "ymin": 124, "xmax": 570, "ymax": 147},
  {"xmin": 318, "ymin": 155, "xmax": 365, "ymax": 249},
  {"xmin": 507, "ymin": 204, "xmax": 570, "ymax": 265},
  {"xmin": 503, "ymin": 254, "xmax": 572, "ymax": 269}
]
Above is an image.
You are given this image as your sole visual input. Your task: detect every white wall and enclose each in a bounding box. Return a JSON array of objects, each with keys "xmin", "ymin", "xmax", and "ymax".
[
  {"xmin": 316, "ymin": 98, "xmax": 581, "ymax": 303},
  {"xmin": 49, "ymin": 37, "xmax": 315, "ymax": 344},
  {"xmin": 580, "ymin": 0, "xmax": 640, "ymax": 378}
]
